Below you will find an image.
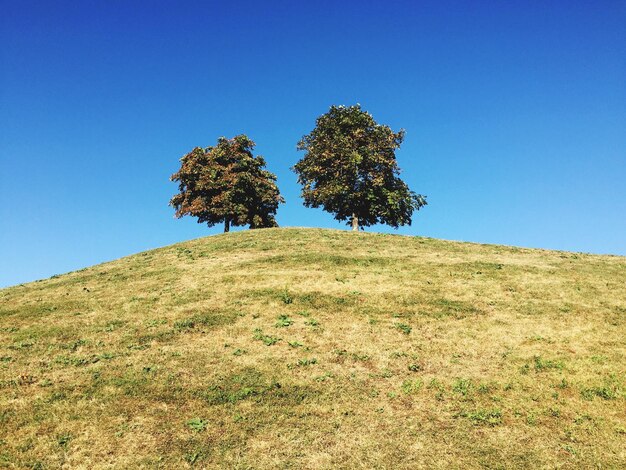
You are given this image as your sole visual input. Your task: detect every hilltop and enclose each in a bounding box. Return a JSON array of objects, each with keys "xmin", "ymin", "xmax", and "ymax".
[{"xmin": 1, "ymin": 228, "xmax": 625, "ymax": 468}]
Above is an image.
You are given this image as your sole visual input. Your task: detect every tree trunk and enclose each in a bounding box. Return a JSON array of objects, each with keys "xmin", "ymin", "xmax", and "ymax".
[
  {"xmin": 351, "ymin": 214, "xmax": 359, "ymax": 232},
  {"xmin": 224, "ymin": 219, "xmax": 230, "ymax": 233}
]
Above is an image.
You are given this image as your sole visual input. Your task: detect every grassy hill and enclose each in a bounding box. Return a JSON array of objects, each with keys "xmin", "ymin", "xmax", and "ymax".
[{"xmin": 1, "ymin": 228, "xmax": 625, "ymax": 468}]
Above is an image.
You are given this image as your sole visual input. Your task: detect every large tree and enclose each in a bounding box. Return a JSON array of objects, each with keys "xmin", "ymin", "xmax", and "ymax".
[
  {"xmin": 170, "ymin": 135, "xmax": 284, "ymax": 232},
  {"xmin": 293, "ymin": 105, "xmax": 427, "ymax": 231}
]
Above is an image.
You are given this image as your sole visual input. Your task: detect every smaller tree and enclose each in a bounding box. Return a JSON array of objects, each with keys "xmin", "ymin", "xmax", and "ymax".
[
  {"xmin": 170, "ymin": 135, "xmax": 284, "ymax": 232},
  {"xmin": 293, "ymin": 105, "xmax": 426, "ymax": 231}
]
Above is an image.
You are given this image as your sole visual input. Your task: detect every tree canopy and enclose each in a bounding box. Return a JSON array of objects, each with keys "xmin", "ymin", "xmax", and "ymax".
[
  {"xmin": 170, "ymin": 135, "xmax": 284, "ymax": 232},
  {"xmin": 293, "ymin": 105, "xmax": 426, "ymax": 230}
]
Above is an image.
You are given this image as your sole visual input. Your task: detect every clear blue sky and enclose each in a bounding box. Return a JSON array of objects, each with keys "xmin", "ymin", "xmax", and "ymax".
[{"xmin": 1, "ymin": 0, "xmax": 625, "ymax": 287}]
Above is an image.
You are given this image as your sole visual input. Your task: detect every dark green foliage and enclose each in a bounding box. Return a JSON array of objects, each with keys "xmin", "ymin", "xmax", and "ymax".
[
  {"xmin": 401, "ymin": 378, "xmax": 424, "ymax": 394},
  {"xmin": 57, "ymin": 434, "xmax": 71, "ymax": 447},
  {"xmin": 186, "ymin": 418, "xmax": 208, "ymax": 432},
  {"xmin": 173, "ymin": 311, "xmax": 237, "ymax": 332},
  {"xmin": 203, "ymin": 369, "xmax": 277, "ymax": 405},
  {"xmin": 253, "ymin": 328, "xmax": 280, "ymax": 346},
  {"xmin": 293, "ymin": 105, "xmax": 426, "ymax": 230},
  {"xmin": 274, "ymin": 314, "xmax": 294, "ymax": 328},
  {"xmin": 459, "ymin": 408, "xmax": 503, "ymax": 426},
  {"xmin": 532, "ymin": 356, "xmax": 565, "ymax": 372},
  {"xmin": 170, "ymin": 135, "xmax": 284, "ymax": 232},
  {"xmin": 289, "ymin": 358, "xmax": 317, "ymax": 368},
  {"xmin": 394, "ymin": 322, "xmax": 412, "ymax": 335},
  {"xmin": 279, "ymin": 289, "xmax": 293, "ymax": 304}
]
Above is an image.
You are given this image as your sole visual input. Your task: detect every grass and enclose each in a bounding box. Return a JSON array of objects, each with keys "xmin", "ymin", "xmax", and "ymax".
[{"xmin": 0, "ymin": 227, "xmax": 625, "ymax": 468}]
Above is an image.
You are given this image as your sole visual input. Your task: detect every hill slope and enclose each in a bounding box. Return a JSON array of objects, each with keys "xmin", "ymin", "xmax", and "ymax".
[{"xmin": 1, "ymin": 228, "xmax": 625, "ymax": 468}]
